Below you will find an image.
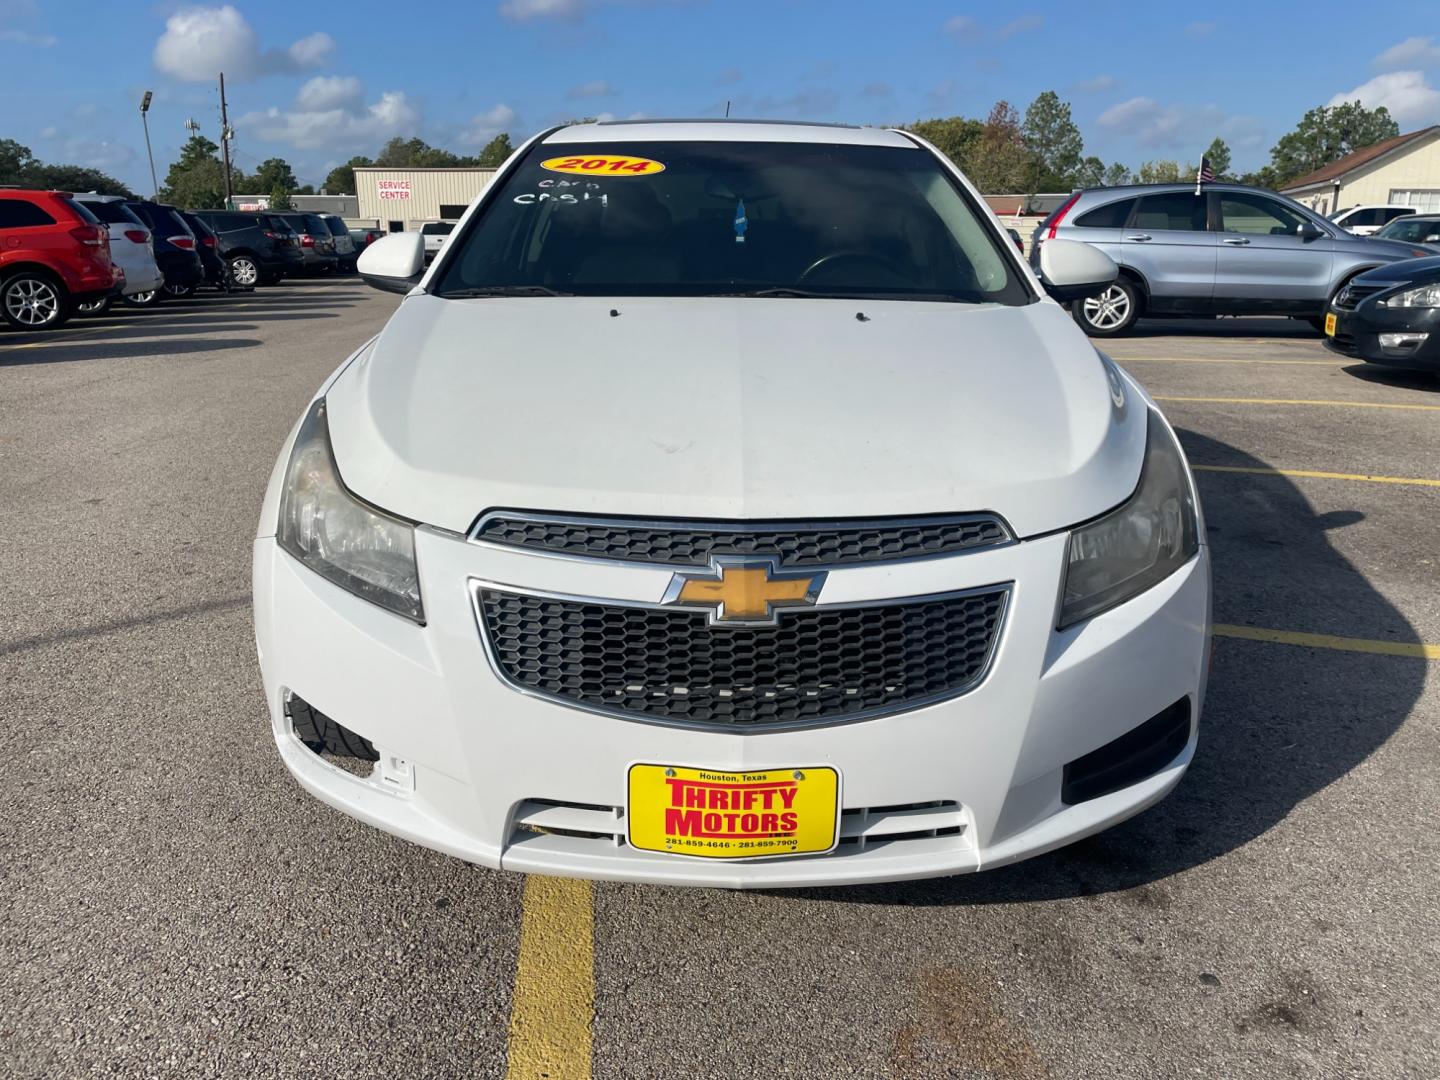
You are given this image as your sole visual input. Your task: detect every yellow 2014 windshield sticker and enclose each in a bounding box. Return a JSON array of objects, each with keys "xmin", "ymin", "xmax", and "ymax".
[{"xmin": 540, "ymin": 154, "xmax": 665, "ymax": 176}]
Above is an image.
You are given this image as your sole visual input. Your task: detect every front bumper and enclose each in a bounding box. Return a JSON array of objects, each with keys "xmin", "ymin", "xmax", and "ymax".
[
  {"xmin": 254, "ymin": 519, "xmax": 1210, "ymax": 888},
  {"xmin": 1325, "ymin": 300, "xmax": 1440, "ymax": 370}
]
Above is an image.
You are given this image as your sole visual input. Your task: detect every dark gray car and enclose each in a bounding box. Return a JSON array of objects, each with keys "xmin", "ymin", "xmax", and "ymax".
[{"xmin": 1032, "ymin": 183, "xmax": 1440, "ymax": 336}]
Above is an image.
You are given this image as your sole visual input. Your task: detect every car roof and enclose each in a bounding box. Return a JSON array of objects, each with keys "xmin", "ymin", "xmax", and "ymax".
[{"xmin": 543, "ymin": 118, "xmax": 918, "ymax": 149}]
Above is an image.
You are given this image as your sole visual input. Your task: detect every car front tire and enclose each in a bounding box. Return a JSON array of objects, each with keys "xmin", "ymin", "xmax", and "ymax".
[
  {"xmin": 1073, "ymin": 278, "xmax": 1141, "ymax": 337},
  {"xmin": 122, "ymin": 288, "xmax": 163, "ymax": 309},
  {"xmin": 1, "ymin": 271, "xmax": 71, "ymax": 330}
]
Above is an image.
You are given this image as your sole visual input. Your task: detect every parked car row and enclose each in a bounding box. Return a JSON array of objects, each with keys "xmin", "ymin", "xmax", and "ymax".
[
  {"xmin": 1031, "ymin": 181, "xmax": 1440, "ymax": 337},
  {"xmin": 0, "ymin": 188, "xmax": 370, "ymax": 330}
]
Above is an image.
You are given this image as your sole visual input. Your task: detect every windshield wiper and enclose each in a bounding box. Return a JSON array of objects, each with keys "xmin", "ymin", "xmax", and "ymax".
[
  {"xmin": 716, "ymin": 288, "xmax": 971, "ymax": 302},
  {"xmin": 438, "ymin": 285, "xmax": 574, "ymax": 298}
]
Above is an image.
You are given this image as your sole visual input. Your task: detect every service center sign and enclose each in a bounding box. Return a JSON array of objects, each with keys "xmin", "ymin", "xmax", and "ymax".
[{"xmin": 378, "ymin": 180, "xmax": 411, "ymax": 201}]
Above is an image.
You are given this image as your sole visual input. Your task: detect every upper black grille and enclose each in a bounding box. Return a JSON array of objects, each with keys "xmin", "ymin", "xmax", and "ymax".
[
  {"xmin": 473, "ymin": 513, "xmax": 1011, "ymax": 567},
  {"xmin": 477, "ymin": 586, "xmax": 1009, "ymax": 728},
  {"xmin": 1334, "ymin": 283, "xmax": 1385, "ymax": 310}
]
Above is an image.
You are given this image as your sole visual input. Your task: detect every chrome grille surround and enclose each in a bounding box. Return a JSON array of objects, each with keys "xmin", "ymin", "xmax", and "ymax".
[
  {"xmin": 469, "ymin": 510, "xmax": 1013, "ymax": 568},
  {"xmin": 472, "ymin": 579, "xmax": 1011, "ymax": 732}
]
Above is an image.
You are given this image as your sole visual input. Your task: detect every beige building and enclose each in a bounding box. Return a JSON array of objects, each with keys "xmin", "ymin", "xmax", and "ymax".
[
  {"xmin": 1282, "ymin": 126, "xmax": 1440, "ymax": 216},
  {"xmin": 354, "ymin": 167, "xmax": 499, "ymax": 232}
]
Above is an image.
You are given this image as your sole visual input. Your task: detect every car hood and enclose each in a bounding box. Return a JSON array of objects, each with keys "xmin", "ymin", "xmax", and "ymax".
[
  {"xmin": 1353, "ymin": 254, "xmax": 1440, "ymax": 286},
  {"xmin": 1340, "ymin": 234, "xmax": 1440, "ymax": 260},
  {"xmin": 325, "ymin": 295, "xmax": 1147, "ymax": 538}
]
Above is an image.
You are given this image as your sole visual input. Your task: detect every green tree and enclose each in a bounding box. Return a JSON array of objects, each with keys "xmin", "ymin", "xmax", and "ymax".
[
  {"xmin": 1203, "ymin": 137, "xmax": 1232, "ymax": 181},
  {"xmin": 0, "ymin": 138, "xmax": 131, "ymax": 195},
  {"xmin": 295, "ymin": 183, "xmax": 315, "ymax": 195},
  {"xmin": 1102, "ymin": 162, "xmax": 1132, "ymax": 187},
  {"xmin": 269, "ymin": 184, "xmax": 292, "ymax": 211},
  {"xmin": 250, "ymin": 157, "xmax": 297, "ymax": 193},
  {"xmin": 1136, "ymin": 159, "xmax": 1197, "ymax": 184},
  {"xmin": 1072, "ymin": 156, "xmax": 1105, "ymax": 188},
  {"xmin": 475, "ymin": 133, "xmax": 514, "ymax": 167},
  {"xmin": 375, "ymin": 136, "xmax": 462, "ymax": 168},
  {"xmin": 0, "ymin": 138, "xmax": 38, "ymax": 183},
  {"xmin": 1022, "ymin": 90, "xmax": 1083, "ymax": 190},
  {"xmin": 959, "ymin": 101, "xmax": 1033, "ymax": 193},
  {"xmin": 1265, "ymin": 101, "xmax": 1399, "ymax": 187},
  {"xmin": 323, "ymin": 155, "xmax": 372, "ymax": 194},
  {"xmin": 160, "ymin": 134, "xmax": 231, "ymax": 209},
  {"xmin": 901, "ymin": 116, "xmax": 984, "ymax": 168}
]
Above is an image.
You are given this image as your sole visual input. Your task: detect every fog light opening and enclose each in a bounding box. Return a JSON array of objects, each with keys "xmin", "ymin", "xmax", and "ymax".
[{"xmin": 1379, "ymin": 332, "xmax": 1428, "ymax": 350}]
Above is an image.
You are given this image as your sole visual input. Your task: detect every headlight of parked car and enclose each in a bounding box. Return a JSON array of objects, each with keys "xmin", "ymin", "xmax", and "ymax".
[
  {"xmin": 1380, "ymin": 284, "xmax": 1440, "ymax": 308},
  {"xmin": 1059, "ymin": 410, "xmax": 1199, "ymax": 629},
  {"xmin": 278, "ymin": 398, "xmax": 424, "ymax": 623}
]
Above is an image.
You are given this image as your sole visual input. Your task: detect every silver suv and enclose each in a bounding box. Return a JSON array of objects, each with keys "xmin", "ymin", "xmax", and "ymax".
[{"xmin": 1033, "ymin": 183, "xmax": 1438, "ymax": 336}]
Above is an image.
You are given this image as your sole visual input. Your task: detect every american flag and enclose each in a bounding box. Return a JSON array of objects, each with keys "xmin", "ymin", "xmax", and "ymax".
[{"xmin": 1194, "ymin": 156, "xmax": 1216, "ymax": 195}]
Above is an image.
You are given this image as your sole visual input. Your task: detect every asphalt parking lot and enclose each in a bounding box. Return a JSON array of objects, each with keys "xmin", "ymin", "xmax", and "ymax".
[{"xmin": 2, "ymin": 282, "xmax": 1437, "ymax": 1079}]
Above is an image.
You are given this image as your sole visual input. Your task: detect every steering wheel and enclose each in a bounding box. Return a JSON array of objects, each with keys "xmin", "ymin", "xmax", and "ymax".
[{"xmin": 798, "ymin": 250, "xmax": 904, "ymax": 285}]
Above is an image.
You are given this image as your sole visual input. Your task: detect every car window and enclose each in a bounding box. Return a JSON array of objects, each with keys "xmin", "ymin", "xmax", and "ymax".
[
  {"xmin": 1074, "ymin": 198, "xmax": 1136, "ymax": 229},
  {"xmin": 422, "ymin": 222, "xmax": 456, "ymax": 235},
  {"xmin": 1131, "ymin": 192, "xmax": 1206, "ymax": 232},
  {"xmin": 1219, "ymin": 193, "xmax": 1306, "ymax": 236},
  {"xmin": 433, "ymin": 139, "xmax": 1029, "ymax": 304},
  {"xmin": 1377, "ymin": 217, "xmax": 1440, "ymax": 241},
  {"xmin": 324, "ymin": 217, "xmax": 348, "ymax": 235},
  {"xmin": 61, "ymin": 198, "xmax": 101, "ymax": 225},
  {"xmin": 1346, "ymin": 208, "xmax": 1381, "ymax": 227},
  {"xmin": 1382, "ymin": 208, "xmax": 1415, "ymax": 223},
  {"xmin": 80, "ymin": 199, "xmax": 142, "ymax": 226},
  {"xmin": 301, "ymin": 214, "xmax": 327, "ymax": 234},
  {"xmin": 0, "ymin": 198, "xmax": 58, "ymax": 228}
]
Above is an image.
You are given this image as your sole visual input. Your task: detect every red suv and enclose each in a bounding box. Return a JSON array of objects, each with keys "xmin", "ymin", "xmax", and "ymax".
[{"xmin": 0, "ymin": 188, "xmax": 120, "ymax": 330}]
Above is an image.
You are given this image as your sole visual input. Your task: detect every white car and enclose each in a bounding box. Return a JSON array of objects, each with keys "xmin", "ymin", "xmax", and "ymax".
[
  {"xmin": 1328, "ymin": 204, "xmax": 1416, "ymax": 236},
  {"xmin": 254, "ymin": 121, "xmax": 1210, "ymax": 889},
  {"xmin": 420, "ymin": 220, "xmax": 454, "ymax": 262},
  {"xmin": 73, "ymin": 194, "xmax": 164, "ymax": 311}
]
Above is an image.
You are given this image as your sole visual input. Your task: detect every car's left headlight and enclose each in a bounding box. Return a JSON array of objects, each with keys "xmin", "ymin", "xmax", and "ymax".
[
  {"xmin": 1059, "ymin": 410, "xmax": 1199, "ymax": 629},
  {"xmin": 277, "ymin": 398, "xmax": 424, "ymax": 623},
  {"xmin": 1380, "ymin": 284, "xmax": 1440, "ymax": 308}
]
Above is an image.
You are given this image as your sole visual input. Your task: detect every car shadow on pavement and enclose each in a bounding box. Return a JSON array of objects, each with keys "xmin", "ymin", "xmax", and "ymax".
[
  {"xmin": 1340, "ymin": 363, "xmax": 1440, "ymax": 394},
  {"xmin": 808, "ymin": 431, "xmax": 1426, "ymax": 907},
  {"xmin": 1120, "ymin": 317, "xmax": 1317, "ymax": 340},
  {"xmin": 0, "ymin": 337, "xmax": 262, "ymax": 366}
]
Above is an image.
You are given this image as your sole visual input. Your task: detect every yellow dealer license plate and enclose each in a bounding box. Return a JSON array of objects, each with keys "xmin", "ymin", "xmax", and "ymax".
[
  {"xmin": 1325, "ymin": 312, "xmax": 1337, "ymax": 337},
  {"xmin": 627, "ymin": 764, "xmax": 840, "ymax": 859}
]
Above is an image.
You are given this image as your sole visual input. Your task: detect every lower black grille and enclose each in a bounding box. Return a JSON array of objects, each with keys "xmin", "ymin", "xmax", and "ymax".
[
  {"xmin": 1061, "ymin": 697, "xmax": 1191, "ymax": 804},
  {"xmin": 1326, "ymin": 331, "xmax": 1360, "ymax": 357},
  {"xmin": 477, "ymin": 586, "xmax": 1009, "ymax": 728}
]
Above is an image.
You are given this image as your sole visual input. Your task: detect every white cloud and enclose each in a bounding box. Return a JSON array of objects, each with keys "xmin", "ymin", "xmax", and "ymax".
[
  {"xmin": 942, "ymin": 15, "xmax": 979, "ymax": 41},
  {"xmin": 63, "ymin": 137, "xmax": 137, "ymax": 172},
  {"xmin": 753, "ymin": 88, "xmax": 839, "ymax": 117},
  {"xmin": 996, "ymin": 14, "xmax": 1043, "ymax": 39},
  {"xmin": 460, "ymin": 104, "xmax": 519, "ymax": 146},
  {"xmin": 0, "ymin": 27, "xmax": 54, "ymax": 45},
  {"xmin": 499, "ymin": 0, "xmax": 586, "ymax": 21},
  {"xmin": 1073, "ymin": 74, "xmax": 1116, "ymax": 93},
  {"xmin": 716, "ymin": 67, "xmax": 742, "ymax": 86},
  {"xmin": 239, "ymin": 86, "xmax": 420, "ymax": 151},
  {"xmin": 1098, "ymin": 96, "xmax": 1262, "ymax": 150},
  {"xmin": 1185, "ymin": 21, "xmax": 1216, "ymax": 38},
  {"xmin": 39, "ymin": 125, "xmax": 56, "ymax": 138},
  {"xmin": 153, "ymin": 5, "xmax": 334, "ymax": 82},
  {"xmin": 567, "ymin": 79, "xmax": 614, "ymax": 100},
  {"xmin": 1330, "ymin": 71, "xmax": 1440, "ymax": 128},
  {"xmin": 1374, "ymin": 36, "xmax": 1440, "ymax": 71},
  {"xmin": 296, "ymin": 74, "xmax": 363, "ymax": 112}
]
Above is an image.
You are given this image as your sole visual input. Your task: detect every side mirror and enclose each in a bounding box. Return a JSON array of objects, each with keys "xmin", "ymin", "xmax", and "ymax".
[
  {"xmin": 358, "ymin": 231, "xmax": 425, "ymax": 294},
  {"xmin": 1296, "ymin": 220, "xmax": 1324, "ymax": 240},
  {"xmin": 1037, "ymin": 238, "xmax": 1118, "ymax": 303}
]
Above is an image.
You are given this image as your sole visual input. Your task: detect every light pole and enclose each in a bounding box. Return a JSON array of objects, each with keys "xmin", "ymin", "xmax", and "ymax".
[{"xmin": 140, "ymin": 90, "xmax": 159, "ymax": 200}]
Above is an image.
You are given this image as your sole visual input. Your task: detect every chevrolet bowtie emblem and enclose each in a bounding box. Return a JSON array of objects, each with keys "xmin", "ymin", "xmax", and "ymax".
[{"xmin": 662, "ymin": 557, "xmax": 826, "ymax": 625}]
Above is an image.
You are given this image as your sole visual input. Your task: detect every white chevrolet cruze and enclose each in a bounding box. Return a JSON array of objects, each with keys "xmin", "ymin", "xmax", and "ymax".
[{"xmin": 253, "ymin": 121, "xmax": 1210, "ymax": 888}]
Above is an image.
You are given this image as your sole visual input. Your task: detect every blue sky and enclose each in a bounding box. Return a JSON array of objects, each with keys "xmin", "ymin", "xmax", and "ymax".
[{"xmin": 4, "ymin": 0, "xmax": 1440, "ymax": 193}]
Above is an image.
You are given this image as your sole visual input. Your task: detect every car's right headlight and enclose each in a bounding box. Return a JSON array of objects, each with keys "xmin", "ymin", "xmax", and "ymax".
[
  {"xmin": 277, "ymin": 398, "xmax": 424, "ymax": 623},
  {"xmin": 1059, "ymin": 410, "xmax": 1199, "ymax": 629},
  {"xmin": 1379, "ymin": 284, "xmax": 1440, "ymax": 308}
]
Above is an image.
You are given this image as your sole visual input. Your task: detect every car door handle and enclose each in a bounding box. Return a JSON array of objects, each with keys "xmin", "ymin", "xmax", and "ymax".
[
  {"xmin": 1125, "ymin": 234, "xmax": 1152, "ymax": 242},
  {"xmin": 1222, "ymin": 237, "xmax": 1251, "ymax": 245}
]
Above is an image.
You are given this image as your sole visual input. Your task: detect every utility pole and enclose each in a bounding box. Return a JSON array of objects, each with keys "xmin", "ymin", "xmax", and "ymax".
[
  {"xmin": 140, "ymin": 90, "xmax": 159, "ymax": 200},
  {"xmin": 219, "ymin": 72, "xmax": 234, "ymax": 210}
]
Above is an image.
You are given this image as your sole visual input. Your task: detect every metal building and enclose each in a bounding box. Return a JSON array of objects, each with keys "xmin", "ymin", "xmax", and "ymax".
[{"xmin": 353, "ymin": 167, "xmax": 499, "ymax": 232}]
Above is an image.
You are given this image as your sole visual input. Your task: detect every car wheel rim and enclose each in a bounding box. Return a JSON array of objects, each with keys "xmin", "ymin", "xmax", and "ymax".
[
  {"xmin": 165, "ymin": 284, "xmax": 190, "ymax": 296},
  {"xmin": 4, "ymin": 278, "xmax": 60, "ymax": 326},
  {"xmin": 131, "ymin": 290, "xmax": 156, "ymax": 304},
  {"xmin": 78, "ymin": 299, "xmax": 105, "ymax": 313},
  {"xmin": 1082, "ymin": 286, "xmax": 1130, "ymax": 330},
  {"xmin": 232, "ymin": 259, "xmax": 258, "ymax": 285}
]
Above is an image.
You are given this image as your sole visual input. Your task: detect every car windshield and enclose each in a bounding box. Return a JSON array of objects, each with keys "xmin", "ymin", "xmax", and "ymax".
[
  {"xmin": 422, "ymin": 222, "xmax": 455, "ymax": 235},
  {"xmin": 431, "ymin": 139, "xmax": 1028, "ymax": 304},
  {"xmin": 1377, "ymin": 217, "xmax": 1440, "ymax": 242}
]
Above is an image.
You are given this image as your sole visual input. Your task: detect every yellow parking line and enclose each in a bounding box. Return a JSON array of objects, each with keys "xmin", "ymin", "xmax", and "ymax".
[
  {"xmin": 1119, "ymin": 356, "xmax": 1344, "ymax": 366},
  {"xmin": 1192, "ymin": 464, "xmax": 1440, "ymax": 488},
  {"xmin": 1214, "ymin": 624, "xmax": 1440, "ymax": 660},
  {"xmin": 506, "ymin": 875, "xmax": 594, "ymax": 1080},
  {"xmin": 1157, "ymin": 395, "xmax": 1440, "ymax": 412}
]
